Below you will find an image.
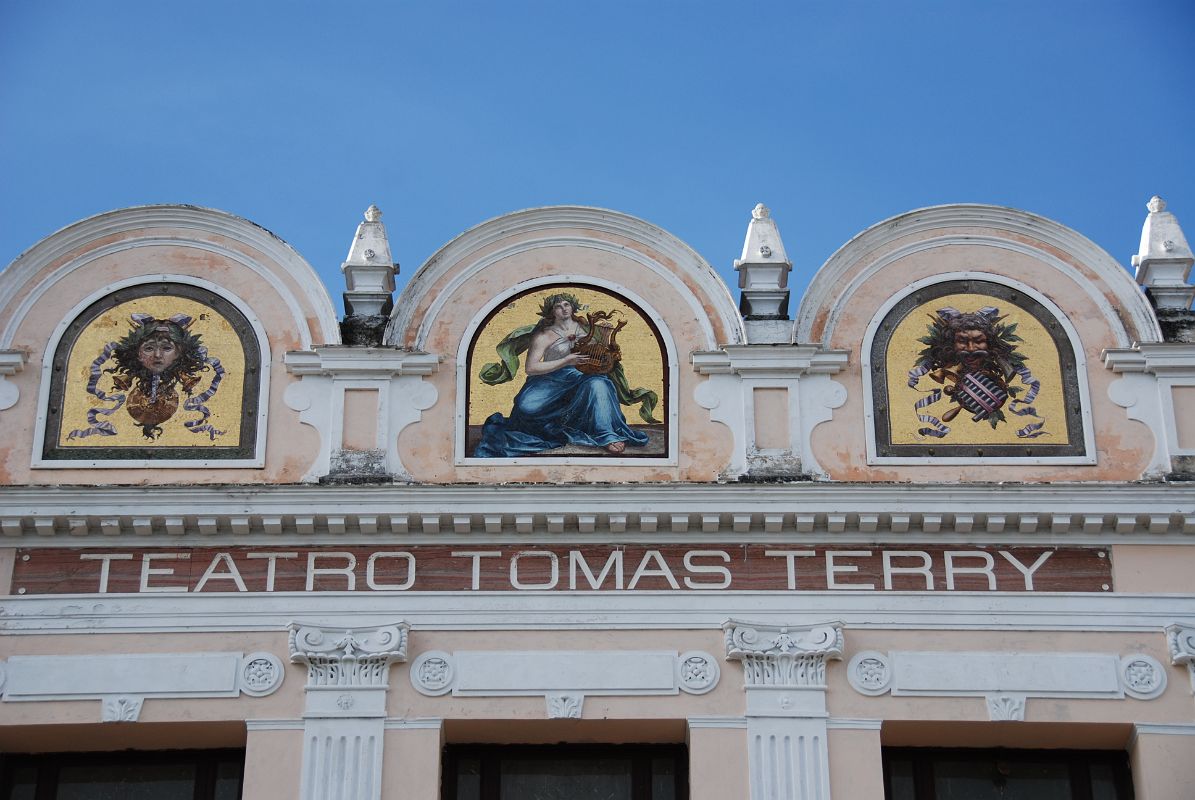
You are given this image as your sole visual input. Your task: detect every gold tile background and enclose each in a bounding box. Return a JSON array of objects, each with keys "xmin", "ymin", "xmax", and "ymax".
[
  {"xmin": 58, "ymin": 297, "xmax": 246, "ymax": 447},
  {"xmin": 885, "ymin": 293, "xmax": 1066, "ymax": 445},
  {"xmin": 468, "ymin": 286, "xmax": 665, "ymax": 426}
]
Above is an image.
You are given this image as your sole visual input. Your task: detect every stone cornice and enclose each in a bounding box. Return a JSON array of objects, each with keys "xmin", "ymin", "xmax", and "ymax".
[
  {"xmin": 1104, "ymin": 344, "xmax": 1195, "ymax": 375},
  {"xmin": 284, "ymin": 346, "xmax": 441, "ymax": 377},
  {"xmin": 7, "ymin": 592, "xmax": 1193, "ymax": 635},
  {"xmin": 0, "ymin": 482, "xmax": 1192, "ymax": 544},
  {"xmin": 691, "ymin": 346, "xmax": 849, "ymax": 377}
]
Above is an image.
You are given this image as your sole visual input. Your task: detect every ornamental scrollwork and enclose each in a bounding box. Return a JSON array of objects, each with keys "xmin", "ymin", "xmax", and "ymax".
[
  {"xmin": 723, "ymin": 620, "xmax": 844, "ymax": 687},
  {"xmin": 546, "ymin": 693, "xmax": 583, "ymax": 719},
  {"xmin": 288, "ymin": 621, "xmax": 409, "ymax": 688}
]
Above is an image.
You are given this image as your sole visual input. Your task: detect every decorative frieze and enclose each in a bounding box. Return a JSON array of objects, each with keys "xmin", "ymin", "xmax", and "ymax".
[
  {"xmin": 408, "ymin": 649, "xmax": 719, "ymax": 717},
  {"xmin": 847, "ymin": 649, "xmax": 1167, "ymax": 719},
  {"xmin": 1, "ymin": 651, "xmax": 284, "ymax": 722}
]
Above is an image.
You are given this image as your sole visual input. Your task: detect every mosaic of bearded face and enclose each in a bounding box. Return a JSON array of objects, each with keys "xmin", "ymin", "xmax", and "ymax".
[{"xmin": 870, "ymin": 280, "xmax": 1086, "ymax": 459}]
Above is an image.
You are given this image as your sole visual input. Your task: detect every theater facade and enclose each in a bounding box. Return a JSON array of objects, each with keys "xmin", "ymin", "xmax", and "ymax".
[{"xmin": 0, "ymin": 197, "xmax": 1193, "ymax": 799}]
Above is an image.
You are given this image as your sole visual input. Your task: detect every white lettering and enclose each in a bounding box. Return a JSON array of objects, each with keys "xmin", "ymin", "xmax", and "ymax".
[
  {"xmin": 683, "ymin": 550, "xmax": 732, "ymax": 589},
  {"xmin": 999, "ymin": 550, "xmax": 1053, "ymax": 590},
  {"xmin": 80, "ymin": 553, "xmax": 133, "ymax": 593},
  {"xmin": 366, "ymin": 552, "xmax": 415, "ymax": 591},
  {"xmin": 825, "ymin": 550, "xmax": 874, "ymax": 590},
  {"xmin": 306, "ymin": 551, "xmax": 356, "ymax": 591},
  {"xmin": 882, "ymin": 550, "xmax": 934, "ymax": 590},
  {"xmin": 764, "ymin": 550, "xmax": 817, "ymax": 590},
  {"xmin": 194, "ymin": 552, "xmax": 248, "ymax": 592},
  {"xmin": 510, "ymin": 551, "xmax": 559, "ymax": 590},
  {"xmin": 245, "ymin": 551, "xmax": 298, "ymax": 592},
  {"xmin": 629, "ymin": 550, "xmax": 680, "ymax": 590},
  {"xmin": 140, "ymin": 553, "xmax": 190, "ymax": 593},
  {"xmin": 452, "ymin": 550, "xmax": 502, "ymax": 590},
  {"xmin": 569, "ymin": 550, "xmax": 624, "ymax": 590},
  {"xmin": 944, "ymin": 551, "xmax": 996, "ymax": 590}
]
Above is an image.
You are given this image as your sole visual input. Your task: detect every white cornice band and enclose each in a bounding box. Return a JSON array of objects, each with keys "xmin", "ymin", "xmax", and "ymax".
[{"xmin": 1, "ymin": 592, "xmax": 1192, "ymax": 635}]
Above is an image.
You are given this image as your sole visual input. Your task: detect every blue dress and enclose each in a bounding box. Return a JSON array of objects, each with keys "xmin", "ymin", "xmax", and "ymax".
[{"xmin": 474, "ymin": 356, "xmax": 650, "ymax": 457}]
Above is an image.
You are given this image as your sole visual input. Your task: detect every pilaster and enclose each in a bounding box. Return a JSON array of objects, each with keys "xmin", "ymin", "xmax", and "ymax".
[
  {"xmin": 284, "ymin": 348, "xmax": 438, "ymax": 482},
  {"xmin": 289, "ymin": 621, "xmax": 409, "ymax": 800},
  {"xmin": 1105, "ymin": 343, "xmax": 1195, "ymax": 478},
  {"xmin": 693, "ymin": 347, "xmax": 847, "ymax": 480},
  {"xmin": 724, "ymin": 620, "xmax": 844, "ymax": 800}
]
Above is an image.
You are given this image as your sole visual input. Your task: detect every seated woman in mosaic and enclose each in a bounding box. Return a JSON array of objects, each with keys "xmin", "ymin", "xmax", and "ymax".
[{"xmin": 475, "ymin": 292, "xmax": 658, "ymax": 457}]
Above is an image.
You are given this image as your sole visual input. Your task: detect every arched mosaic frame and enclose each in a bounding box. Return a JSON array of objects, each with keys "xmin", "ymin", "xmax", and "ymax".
[
  {"xmin": 864, "ymin": 274, "xmax": 1094, "ymax": 464},
  {"xmin": 457, "ymin": 277, "xmax": 678, "ymax": 465},
  {"xmin": 35, "ymin": 278, "xmax": 268, "ymax": 467}
]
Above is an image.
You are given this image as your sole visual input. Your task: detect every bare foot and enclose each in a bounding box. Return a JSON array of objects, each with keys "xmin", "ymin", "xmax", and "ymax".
[{"xmin": 605, "ymin": 440, "xmax": 626, "ymax": 454}]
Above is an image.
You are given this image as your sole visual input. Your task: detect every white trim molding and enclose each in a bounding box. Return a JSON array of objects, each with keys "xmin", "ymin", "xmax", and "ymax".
[
  {"xmin": 846, "ymin": 649, "xmax": 1168, "ymax": 721},
  {"xmin": 0, "ymin": 205, "xmax": 339, "ymax": 350},
  {"xmin": 796, "ymin": 204, "xmax": 1161, "ymax": 347},
  {"xmin": 0, "ymin": 651, "xmax": 284, "ymax": 722},
  {"xmin": 1, "ymin": 482, "xmax": 1189, "ymax": 544},
  {"xmin": 6, "ymin": 592, "xmax": 1195, "ymax": 635},
  {"xmin": 387, "ymin": 206, "xmax": 744, "ymax": 351}
]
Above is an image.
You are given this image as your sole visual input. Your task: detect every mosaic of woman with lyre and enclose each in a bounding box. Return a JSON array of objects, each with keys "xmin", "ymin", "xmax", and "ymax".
[{"xmin": 474, "ymin": 292, "xmax": 658, "ymax": 457}]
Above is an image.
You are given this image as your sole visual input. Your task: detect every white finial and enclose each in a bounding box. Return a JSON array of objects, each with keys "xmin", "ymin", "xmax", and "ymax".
[
  {"xmin": 1133, "ymin": 196, "xmax": 1194, "ymax": 310},
  {"xmin": 734, "ymin": 202, "xmax": 794, "ymax": 340},
  {"xmin": 341, "ymin": 205, "xmax": 397, "ymax": 319}
]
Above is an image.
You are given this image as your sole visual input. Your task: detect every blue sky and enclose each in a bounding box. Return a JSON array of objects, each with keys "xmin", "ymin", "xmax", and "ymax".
[{"xmin": 2, "ymin": 2, "xmax": 1193, "ymax": 313}]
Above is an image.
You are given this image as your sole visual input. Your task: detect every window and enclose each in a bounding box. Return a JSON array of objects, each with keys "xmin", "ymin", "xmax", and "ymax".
[
  {"xmin": 883, "ymin": 748, "xmax": 1133, "ymax": 800},
  {"xmin": 0, "ymin": 749, "xmax": 243, "ymax": 800},
  {"xmin": 443, "ymin": 745, "xmax": 687, "ymax": 800}
]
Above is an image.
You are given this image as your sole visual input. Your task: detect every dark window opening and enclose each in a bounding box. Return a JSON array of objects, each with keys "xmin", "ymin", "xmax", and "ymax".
[
  {"xmin": 883, "ymin": 747, "xmax": 1133, "ymax": 800},
  {"xmin": 0, "ymin": 749, "xmax": 243, "ymax": 800},
  {"xmin": 443, "ymin": 744, "xmax": 687, "ymax": 800}
]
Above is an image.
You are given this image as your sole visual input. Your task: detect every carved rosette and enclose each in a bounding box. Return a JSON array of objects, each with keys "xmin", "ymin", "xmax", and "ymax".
[
  {"xmin": 723, "ymin": 620, "xmax": 844, "ymax": 687},
  {"xmin": 847, "ymin": 651, "xmax": 893, "ymax": 696},
  {"xmin": 288, "ymin": 622, "xmax": 409, "ymax": 688},
  {"xmin": 239, "ymin": 652, "xmax": 286, "ymax": 697},
  {"xmin": 1120, "ymin": 654, "xmax": 1167, "ymax": 700},
  {"xmin": 409, "ymin": 651, "xmax": 455, "ymax": 696}
]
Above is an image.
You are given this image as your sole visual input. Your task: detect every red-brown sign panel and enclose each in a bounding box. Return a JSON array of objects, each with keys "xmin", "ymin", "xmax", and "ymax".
[{"xmin": 10, "ymin": 545, "xmax": 1112, "ymax": 594}]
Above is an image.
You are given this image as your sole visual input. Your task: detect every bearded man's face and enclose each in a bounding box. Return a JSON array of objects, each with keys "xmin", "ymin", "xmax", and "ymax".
[{"xmin": 952, "ymin": 328, "xmax": 989, "ymax": 370}]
